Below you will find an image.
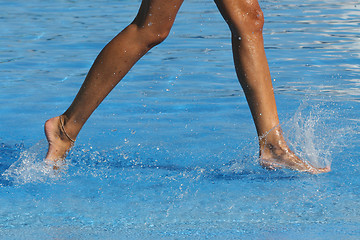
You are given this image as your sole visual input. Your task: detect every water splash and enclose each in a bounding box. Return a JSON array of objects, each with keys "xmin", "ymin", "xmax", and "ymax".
[
  {"xmin": 282, "ymin": 101, "xmax": 346, "ymax": 169},
  {"xmin": 1, "ymin": 101, "xmax": 346, "ymax": 185},
  {"xmin": 216, "ymin": 100, "xmax": 348, "ymax": 175},
  {"xmin": 2, "ymin": 140, "xmax": 66, "ymax": 185}
]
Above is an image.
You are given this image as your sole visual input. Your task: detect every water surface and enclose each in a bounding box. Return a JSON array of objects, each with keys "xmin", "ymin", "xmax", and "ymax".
[{"xmin": 1, "ymin": 0, "xmax": 359, "ymax": 239}]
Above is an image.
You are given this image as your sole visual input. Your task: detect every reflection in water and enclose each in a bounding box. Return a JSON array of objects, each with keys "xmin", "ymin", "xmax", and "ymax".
[{"xmin": 263, "ymin": 1, "xmax": 360, "ymax": 102}]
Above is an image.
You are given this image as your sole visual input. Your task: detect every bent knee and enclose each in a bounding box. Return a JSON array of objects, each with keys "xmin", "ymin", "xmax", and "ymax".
[
  {"xmin": 129, "ymin": 22, "xmax": 171, "ymax": 48},
  {"xmin": 146, "ymin": 27, "xmax": 170, "ymax": 47}
]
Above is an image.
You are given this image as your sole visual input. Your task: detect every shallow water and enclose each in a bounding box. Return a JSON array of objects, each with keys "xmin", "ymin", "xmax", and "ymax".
[{"xmin": 1, "ymin": 0, "xmax": 360, "ymax": 239}]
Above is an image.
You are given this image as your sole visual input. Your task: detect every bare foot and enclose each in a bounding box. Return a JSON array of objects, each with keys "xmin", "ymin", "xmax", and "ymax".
[
  {"xmin": 259, "ymin": 127, "xmax": 330, "ymax": 174},
  {"xmin": 44, "ymin": 116, "xmax": 75, "ymax": 167}
]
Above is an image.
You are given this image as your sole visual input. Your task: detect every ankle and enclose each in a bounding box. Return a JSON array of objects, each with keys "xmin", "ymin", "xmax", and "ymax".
[
  {"xmin": 59, "ymin": 115, "xmax": 76, "ymax": 143},
  {"xmin": 259, "ymin": 126, "xmax": 286, "ymax": 150}
]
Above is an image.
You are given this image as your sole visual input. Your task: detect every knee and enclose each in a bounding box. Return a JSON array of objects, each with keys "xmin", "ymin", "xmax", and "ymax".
[
  {"xmin": 248, "ymin": 4, "xmax": 265, "ymax": 32},
  {"xmin": 227, "ymin": 0, "xmax": 265, "ymax": 36},
  {"xmin": 130, "ymin": 22, "xmax": 171, "ymax": 48},
  {"xmin": 146, "ymin": 26, "xmax": 171, "ymax": 47}
]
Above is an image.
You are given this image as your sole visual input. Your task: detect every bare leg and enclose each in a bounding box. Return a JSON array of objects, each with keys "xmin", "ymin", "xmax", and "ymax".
[
  {"xmin": 45, "ymin": 0, "xmax": 184, "ymax": 162},
  {"xmin": 214, "ymin": 0, "xmax": 329, "ymax": 173}
]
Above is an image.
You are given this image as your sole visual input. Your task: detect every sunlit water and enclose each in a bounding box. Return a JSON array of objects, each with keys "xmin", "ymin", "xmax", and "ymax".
[{"xmin": 1, "ymin": 0, "xmax": 359, "ymax": 239}]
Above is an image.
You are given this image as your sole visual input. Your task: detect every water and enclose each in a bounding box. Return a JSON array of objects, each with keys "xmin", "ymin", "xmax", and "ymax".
[{"xmin": 1, "ymin": 0, "xmax": 359, "ymax": 239}]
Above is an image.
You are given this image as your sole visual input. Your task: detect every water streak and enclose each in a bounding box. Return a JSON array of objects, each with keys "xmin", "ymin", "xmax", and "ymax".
[{"xmin": 283, "ymin": 101, "xmax": 348, "ymax": 168}]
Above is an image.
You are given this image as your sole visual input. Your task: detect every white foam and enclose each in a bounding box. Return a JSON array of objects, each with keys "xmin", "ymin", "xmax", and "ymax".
[{"xmin": 2, "ymin": 140, "xmax": 66, "ymax": 185}]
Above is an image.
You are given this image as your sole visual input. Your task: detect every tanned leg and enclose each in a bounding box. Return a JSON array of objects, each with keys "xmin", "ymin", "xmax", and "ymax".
[
  {"xmin": 214, "ymin": 0, "xmax": 329, "ymax": 173},
  {"xmin": 45, "ymin": 0, "xmax": 184, "ymax": 162}
]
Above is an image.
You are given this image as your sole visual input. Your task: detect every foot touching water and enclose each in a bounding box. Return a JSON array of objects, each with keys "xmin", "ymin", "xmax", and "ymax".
[
  {"xmin": 44, "ymin": 118, "xmax": 329, "ymax": 174},
  {"xmin": 44, "ymin": 116, "xmax": 75, "ymax": 168},
  {"xmin": 259, "ymin": 127, "xmax": 330, "ymax": 174}
]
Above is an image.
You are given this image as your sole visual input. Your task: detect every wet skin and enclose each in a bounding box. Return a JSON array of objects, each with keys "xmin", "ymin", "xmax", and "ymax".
[{"xmin": 44, "ymin": 0, "xmax": 330, "ymax": 174}]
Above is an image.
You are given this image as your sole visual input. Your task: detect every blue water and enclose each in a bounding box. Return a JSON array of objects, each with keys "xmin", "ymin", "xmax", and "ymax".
[{"xmin": 1, "ymin": 0, "xmax": 359, "ymax": 239}]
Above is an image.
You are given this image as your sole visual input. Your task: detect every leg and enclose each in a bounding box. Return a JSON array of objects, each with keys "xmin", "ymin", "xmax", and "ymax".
[
  {"xmin": 214, "ymin": 0, "xmax": 330, "ymax": 173},
  {"xmin": 45, "ymin": 0, "xmax": 184, "ymax": 162}
]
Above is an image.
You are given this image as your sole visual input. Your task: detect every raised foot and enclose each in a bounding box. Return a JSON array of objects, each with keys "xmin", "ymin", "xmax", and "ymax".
[
  {"xmin": 259, "ymin": 143, "xmax": 330, "ymax": 174},
  {"xmin": 44, "ymin": 116, "xmax": 75, "ymax": 167}
]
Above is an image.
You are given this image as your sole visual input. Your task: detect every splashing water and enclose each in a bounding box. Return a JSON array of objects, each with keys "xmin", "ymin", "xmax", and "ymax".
[
  {"xmin": 211, "ymin": 101, "xmax": 346, "ymax": 175},
  {"xmin": 2, "ymin": 140, "xmax": 67, "ymax": 184},
  {"xmin": 282, "ymin": 101, "xmax": 346, "ymax": 169},
  {"xmin": 2, "ymin": 101, "xmax": 346, "ymax": 186}
]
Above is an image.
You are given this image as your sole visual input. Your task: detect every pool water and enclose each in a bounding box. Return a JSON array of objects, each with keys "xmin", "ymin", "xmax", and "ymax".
[{"xmin": 1, "ymin": 0, "xmax": 359, "ymax": 239}]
